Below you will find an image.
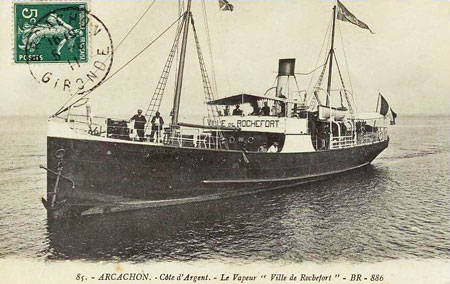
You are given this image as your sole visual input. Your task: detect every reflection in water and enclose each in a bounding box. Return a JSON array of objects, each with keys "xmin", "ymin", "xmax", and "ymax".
[{"xmin": 45, "ymin": 166, "xmax": 401, "ymax": 262}]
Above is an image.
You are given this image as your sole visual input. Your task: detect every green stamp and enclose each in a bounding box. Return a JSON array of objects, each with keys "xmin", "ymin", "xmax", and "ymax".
[{"xmin": 14, "ymin": 2, "xmax": 88, "ymax": 63}]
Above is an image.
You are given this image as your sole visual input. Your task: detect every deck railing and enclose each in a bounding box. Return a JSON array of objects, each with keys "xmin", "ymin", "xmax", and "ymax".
[
  {"xmin": 64, "ymin": 114, "xmax": 223, "ymax": 150},
  {"xmin": 330, "ymin": 135, "xmax": 356, "ymax": 149},
  {"xmin": 67, "ymin": 114, "xmax": 108, "ymax": 137},
  {"xmin": 330, "ymin": 129, "xmax": 387, "ymax": 149},
  {"xmin": 63, "ymin": 113, "xmax": 387, "ymax": 152},
  {"xmin": 166, "ymin": 128, "xmax": 221, "ymax": 149}
]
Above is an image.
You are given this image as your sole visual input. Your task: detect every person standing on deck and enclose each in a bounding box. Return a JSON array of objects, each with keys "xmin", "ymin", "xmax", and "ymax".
[
  {"xmin": 130, "ymin": 109, "xmax": 147, "ymax": 141},
  {"xmin": 262, "ymin": 102, "xmax": 270, "ymax": 116},
  {"xmin": 278, "ymin": 93, "xmax": 287, "ymax": 117},
  {"xmin": 224, "ymin": 105, "xmax": 230, "ymax": 116},
  {"xmin": 250, "ymin": 102, "xmax": 261, "ymax": 115},
  {"xmin": 150, "ymin": 112, "xmax": 164, "ymax": 142},
  {"xmin": 271, "ymin": 105, "xmax": 277, "ymax": 116},
  {"xmin": 232, "ymin": 104, "xmax": 243, "ymax": 116}
]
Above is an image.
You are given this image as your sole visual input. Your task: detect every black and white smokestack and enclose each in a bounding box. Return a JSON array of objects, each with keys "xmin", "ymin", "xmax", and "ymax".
[{"xmin": 278, "ymin": 58, "xmax": 296, "ymax": 76}]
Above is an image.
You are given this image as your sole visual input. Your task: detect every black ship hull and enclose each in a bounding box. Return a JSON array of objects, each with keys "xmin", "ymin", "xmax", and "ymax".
[{"xmin": 45, "ymin": 136, "xmax": 388, "ymax": 219}]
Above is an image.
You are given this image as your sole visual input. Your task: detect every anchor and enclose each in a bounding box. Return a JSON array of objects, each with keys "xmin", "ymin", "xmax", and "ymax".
[{"xmin": 40, "ymin": 149, "xmax": 75, "ymax": 211}]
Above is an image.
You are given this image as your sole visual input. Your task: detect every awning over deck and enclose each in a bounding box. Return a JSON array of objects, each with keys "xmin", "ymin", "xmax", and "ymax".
[{"xmin": 207, "ymin": 93, "xmax": 285, "ymax": 105}]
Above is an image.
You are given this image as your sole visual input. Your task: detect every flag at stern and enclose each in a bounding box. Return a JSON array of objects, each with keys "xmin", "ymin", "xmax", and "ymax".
[
  {"xmin": 390, "ymin": 109, "xmax": 397, "ymax": 125},
  {"xmin": 378, "ymin": 93, "xmax": 397, "ymax": 125}
]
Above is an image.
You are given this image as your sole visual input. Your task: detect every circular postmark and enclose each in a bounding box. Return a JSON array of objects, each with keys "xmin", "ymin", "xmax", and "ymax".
[{"xmin": 23, "ymin": 5, "xmax": 113, "ymax": 97}]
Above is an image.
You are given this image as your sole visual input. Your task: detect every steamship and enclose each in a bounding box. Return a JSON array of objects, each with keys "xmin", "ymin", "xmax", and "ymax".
[{"xmin": 43, "ymin": 0, "xmax": 394, "ymax": 220}]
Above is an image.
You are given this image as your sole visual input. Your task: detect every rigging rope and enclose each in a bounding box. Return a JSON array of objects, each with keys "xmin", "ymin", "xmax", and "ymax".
[
  {"xmin": 321, "ymin": 12, "xmax": 334, "ymax": 90},
  {"xmin": 337, "ymin": 19, "xmax": 358, "ymax": 114},
  {"xmin": 191, "ymin": 15, "xmax": 228, "ymax": 150},
  {"xmin": 333, "ymin": 54, "xmax": 346, "ymax": 107},
  {"xmin": 315, "ymin": 51, "xmax": 331, "ymax": 92},
  {"xmin": 337, "ymin": 20, "xmax": 354, "ymax": 95},
  {"xmin": 174, "ymin": 0, "xmax": 185, "ymax": 96},
  {"xmin": 307, "ymin": 12, "xmax": 333, "ymax": 93},
  {"xmin": 333, "ymin": 54, "xmax": 346, "ymax": 90},
  {"xmin": 54, "ymin": 14, "xmax": 185, "ymax": 117},
  {"xmin": 53, "ymin": 0, "xmax": 158, "ymax": 117},
  {"xmin": 144, "ymin": 13, "xmax": 186, "ymax": 132},
  {"xmin": 116, "ymin": 0, "xmax": 158, "ymax": 51},
  {"xmin": 293, "ymin": 76, "xmax": 306, "ymax": 103},
  {"xmin": 334, "ymin": 53, "xmax": 356, "ymax": 116},
  {"xmin": 201, "ymin": 0, "xmax": 219, "ymax": 99},
  {"xmin": 306, "ymin": 12, "xmax": 333, "ymax": 110},
  {"xmin": 295, "ymin": 63, "xmax": 326, "ymax": 76},
  {"xmin": 99, "ymin": 15, "xmax": 184, "ymax": 87}
]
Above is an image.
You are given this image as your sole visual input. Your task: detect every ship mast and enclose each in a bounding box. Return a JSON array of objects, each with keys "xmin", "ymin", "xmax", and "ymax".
[
  {"xmin": 326, "ymin": 5, "xmax": 337, "ymax": 107},
  {"xmin": 171, "ymin": 0, "xmax": 193, "ymax": 127}
]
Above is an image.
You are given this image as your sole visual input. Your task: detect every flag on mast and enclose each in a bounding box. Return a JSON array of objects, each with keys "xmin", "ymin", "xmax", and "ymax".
[
  {"xmin": 337, "ymin": 0, "xmax": 374, "ymax": 34},
  {"xmin": 219, "ymin": 0, "xmax": 234, "ymax": 11}
]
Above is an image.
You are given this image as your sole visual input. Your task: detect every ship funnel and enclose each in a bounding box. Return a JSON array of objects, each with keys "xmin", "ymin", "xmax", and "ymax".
[
  {"xmin": 276, "ymin": 58, "xmax": 299, "ymax": 117},
  {"xmin": 278, "ymin": 58, "xmax": 296, "ymax": 76},
  {"xmin": 276, "ymin": 58, "xmax": 296, "ymax": 99}
]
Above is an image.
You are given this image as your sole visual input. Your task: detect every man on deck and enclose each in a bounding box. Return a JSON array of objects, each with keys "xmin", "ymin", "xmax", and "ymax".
[
  {"xmin": 262, "ymin": 102, "xmax": 270, "ymax": 116},
  {"xmin": 150, "ymin": 111, "xmax": 164, "ymax": 142},
  {"xmin": 130, "ymin": 109, "xmax": 147, "ymax": 141},
  {"xmin": 232, "ymin": 104, "xmax": 243, "ymax": 116},
  {"xmin": 224, "ymin": 105, "xmax": 230, "ymax": 116},
  {"xmin": 279, "ymin": 94, "xmax": 287, "ymax": 117}
]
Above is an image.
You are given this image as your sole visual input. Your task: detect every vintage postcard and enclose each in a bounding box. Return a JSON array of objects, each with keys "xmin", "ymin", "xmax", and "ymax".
[{"xmin": 0, "ymin": 0, "xmax": 449, "ymax": 283}]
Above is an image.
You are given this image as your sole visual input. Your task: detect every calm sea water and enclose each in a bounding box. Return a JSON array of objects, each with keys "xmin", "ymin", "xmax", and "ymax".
[{"xmin": 0, "ymin": 115, "xmax": 448, "ymax": 262}]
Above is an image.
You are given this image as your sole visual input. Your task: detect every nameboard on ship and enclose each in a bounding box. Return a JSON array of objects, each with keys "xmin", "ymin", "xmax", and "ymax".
[{"xmin": 206, "ymin": 117, "xmax": 284, "ymax": 131}]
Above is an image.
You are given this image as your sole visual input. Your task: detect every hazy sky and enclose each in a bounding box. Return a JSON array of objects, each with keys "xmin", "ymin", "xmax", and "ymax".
[{"xmin": 1, "ymin": 0, "xmax": 449, "ymax": 117}]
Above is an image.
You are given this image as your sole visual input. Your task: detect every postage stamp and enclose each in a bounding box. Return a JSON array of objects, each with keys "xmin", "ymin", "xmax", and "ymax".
[
  {"xmin": 14, "ymin": 2, "xmax": 88, "ymax": 63},
  {"xmin": 18, "ymin": 3, "xmax": 114, "ymax": 96}
]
